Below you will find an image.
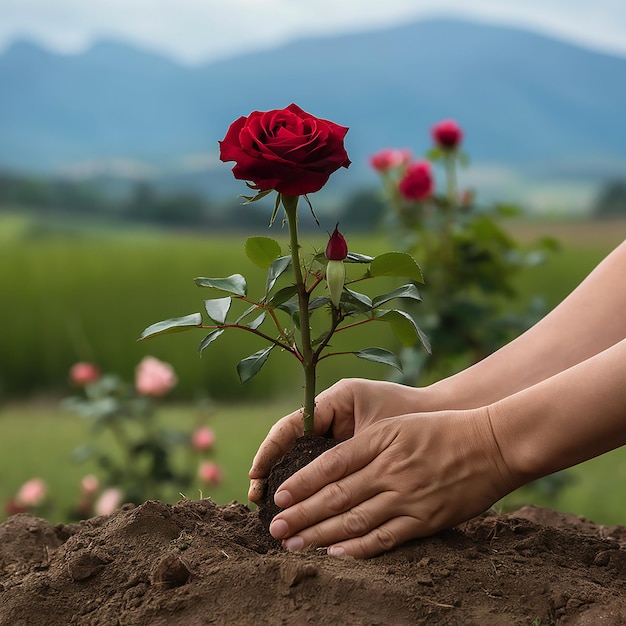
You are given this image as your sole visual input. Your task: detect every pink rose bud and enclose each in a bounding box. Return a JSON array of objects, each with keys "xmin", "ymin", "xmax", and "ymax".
[
  {"xmin": 70, "ymin": 362, "xmax": 100, "ymax": 386},
  {"xmin": 191, "ymin": 426, "xmax": 216, "ymax": 452},
  {"xmin": 198, "ymin": 461, "xmax": 222, "ymax": 486},
  {"xmin": 135, "ymin": 356, "xmax": 177, "ymax": 397},
  {"xmin": 94, "ymin": 487, "xmax": 123, "ymax": 516},
  {"xmin": 398, "ymin": 161, "xmax": 434, "ymax": 201},
  {"xmin": 369, "ymin": 148, "xmax": 412, "ymax": 172},
  {"xmin": 325, "ymin": 224, "xmax": 348, "ymax": 261},
  {"xmin": 16, "ymin": 478, "xmax": 47, "ymax": 508},
  {"xmin": 431, "ymin": 119, "xmax": 464, "ymax": 150},
  {"xmin": 81, "ymin": 474, "xmax": 100, "ymax": 495}
]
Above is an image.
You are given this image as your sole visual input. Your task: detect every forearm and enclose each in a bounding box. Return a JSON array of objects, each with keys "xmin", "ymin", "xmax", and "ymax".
[
  {"xmin": 489, "ymin": 337, "xmax": 626, "ymax": 486},
  {"xmin": 428, "ymin": 239, "xmax": 626, "ymax": 409}
]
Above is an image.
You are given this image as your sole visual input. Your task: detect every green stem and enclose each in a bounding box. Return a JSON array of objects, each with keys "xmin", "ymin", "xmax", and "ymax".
[{"xmin": 282, "ymin": 195, "xmax": 316, "ymax": 435}]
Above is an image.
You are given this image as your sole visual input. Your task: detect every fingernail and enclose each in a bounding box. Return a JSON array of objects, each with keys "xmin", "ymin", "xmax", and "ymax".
[
  {"xmin": 269, "ymin": 518, "xmax": 289, "ymax": 539},
  {"xmin": 274, "ymin": 489, "xmax": 292, "ymax": 508},
  {"xmin": 283, "ymin": 536, "xmax": 304, "ymax": 552},
  {"xmin": 328, "ymin": 546, "xmax": 346, "ymax": 558}
]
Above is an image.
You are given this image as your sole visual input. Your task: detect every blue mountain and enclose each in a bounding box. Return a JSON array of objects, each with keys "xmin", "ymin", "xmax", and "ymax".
[{"xmin": 1, "ymin": 17, "xmax": 625, "ymax": 199}]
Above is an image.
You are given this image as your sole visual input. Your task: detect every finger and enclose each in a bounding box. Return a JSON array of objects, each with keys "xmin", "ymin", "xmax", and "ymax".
[
  {"xmin": 247, "ymin": 478, "xmax": 266, "ymax": 504},
  {"xmin": 279, "ymin": 490, "xmax": 401, "ymax": 550},
  {"xmin": 275, "ymin": 424, "xmax": 394, "ymax": 506},
  {"xmin": 327, "ymin": 515, "xmax": 422, "ymax": 559},
  {"xmin": 248, "ymin": 411, "xmax": 304, "ymax": 479},
  {"xmin": 271, "ymin": 460, "xmax": 382, "ymax": 540}
]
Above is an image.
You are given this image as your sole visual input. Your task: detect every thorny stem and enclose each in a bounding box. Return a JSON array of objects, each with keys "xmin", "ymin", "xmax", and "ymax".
[{"xmin": 282, "ymin": 194, "xmax": 316, "ymax": 435}]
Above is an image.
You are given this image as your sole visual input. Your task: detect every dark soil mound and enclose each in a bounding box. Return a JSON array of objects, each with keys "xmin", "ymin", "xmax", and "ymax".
[{"xmin": 1, "ymin": 500, "xmax": 626, "ymax": 625}]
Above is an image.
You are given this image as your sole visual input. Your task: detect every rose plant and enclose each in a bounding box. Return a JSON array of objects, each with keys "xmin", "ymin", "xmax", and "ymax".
[
  {"xmin": 370, "ymin": 119, "xmax": 557, "ymax": 385},
  {"xmin": 139, "ymin": 103, "xmax": 429, "ymax": 436},
  {"xmin": 64, "ymin": 358, "xmax": 221, "ymax": 509}
]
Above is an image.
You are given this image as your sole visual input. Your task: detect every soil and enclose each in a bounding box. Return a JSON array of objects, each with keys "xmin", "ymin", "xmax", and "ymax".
[{"xmin": 1, "ymin": 500, "xmax": 626, "ymax": 625}]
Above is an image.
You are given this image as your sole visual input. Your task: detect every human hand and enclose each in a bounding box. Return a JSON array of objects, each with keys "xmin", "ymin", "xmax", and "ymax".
[
  {"xmin": 267, "ymin": 408, "xmax": 517, "ymax": 558},
  {"xmin": 248, "ymin": 378, "xmax": 423, "ymax": 502}
]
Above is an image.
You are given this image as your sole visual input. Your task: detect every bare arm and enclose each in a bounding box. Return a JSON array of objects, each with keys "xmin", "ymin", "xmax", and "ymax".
[
  {"xmin": 432, "ymin": 238, "xmax": 626, "ymax": 408},
  {"xmin": 269, "ymin": 338, "xmax": 626, "ymax": 558}
]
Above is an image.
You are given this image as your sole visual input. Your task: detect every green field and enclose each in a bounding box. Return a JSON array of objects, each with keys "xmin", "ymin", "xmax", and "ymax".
[{"xmin": 1, "ymin": 211, "xmax": 625, "ymax": 526}]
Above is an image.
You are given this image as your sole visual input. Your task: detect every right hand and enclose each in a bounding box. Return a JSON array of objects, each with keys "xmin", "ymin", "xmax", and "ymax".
[{"xmin": 248, "ymin": 378, "xmax": 423, "ymax": 502}]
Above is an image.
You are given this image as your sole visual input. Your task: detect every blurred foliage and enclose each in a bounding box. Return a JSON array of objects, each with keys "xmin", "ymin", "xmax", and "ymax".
[
  {"xmin": 591, "ymin": 179, "xmax": 626, "ymax": 218},
  {"xmin": 372, "ymin": 144, "xmax": 559, "ymax": 385}
]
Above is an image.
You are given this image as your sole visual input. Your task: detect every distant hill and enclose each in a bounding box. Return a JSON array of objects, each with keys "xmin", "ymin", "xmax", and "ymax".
[{"xmin": 1, "ymin": 17, "xmax": 626, "ymax": 207}]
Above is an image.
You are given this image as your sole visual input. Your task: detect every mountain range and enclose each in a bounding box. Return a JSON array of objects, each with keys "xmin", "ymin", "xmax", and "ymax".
[{"xmin": 2, "ymin": 17, "xmax": 626, "ymax": 208}]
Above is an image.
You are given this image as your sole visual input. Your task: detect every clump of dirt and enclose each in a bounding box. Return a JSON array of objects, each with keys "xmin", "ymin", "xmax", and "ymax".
[{"xmin": 1, "ymin": 500, "xmax": 626, "ymax": 625}]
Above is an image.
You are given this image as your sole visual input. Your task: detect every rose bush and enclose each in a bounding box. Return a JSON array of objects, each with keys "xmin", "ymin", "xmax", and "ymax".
[{"xmin": 219, "ymin": 103, "xmax": 351, "ymax": 196}]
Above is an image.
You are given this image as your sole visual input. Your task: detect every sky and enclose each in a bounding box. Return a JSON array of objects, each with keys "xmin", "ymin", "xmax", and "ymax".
[{"xmin": 1, "ymin": 0, "xmax": 626, "ymax": 64}]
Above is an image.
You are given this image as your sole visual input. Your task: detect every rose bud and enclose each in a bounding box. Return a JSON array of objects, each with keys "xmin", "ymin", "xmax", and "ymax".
[
  {"xmin": 431, "ymin": 119, "xmax": 464, "ymax": 150},
  {"xmin": 191, "ymin": 426, "xmax": 216, "ymax": 452},
  {"xmin": 70, "ymin": 362, "xmax": 100, "ymax": 386},
  {"xmin": 198, "ymin": 461, "xmax": 222, "ymax": 486},
  {"xmin": 398, "ymin": 161, "xmax": 434, "ymax": 201},
  {"xmin": 325, "ymin": 225, "xmax": 348, "ymax": 308}
]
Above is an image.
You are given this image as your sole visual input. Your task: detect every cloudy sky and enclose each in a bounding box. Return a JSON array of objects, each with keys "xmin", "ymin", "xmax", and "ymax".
[{"xmin": 1, "ymin": 0, "xmax": 626, "ymax": 64}]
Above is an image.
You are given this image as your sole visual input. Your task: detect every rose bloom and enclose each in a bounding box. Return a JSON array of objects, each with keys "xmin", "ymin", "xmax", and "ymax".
[
  {"xmin": 94, "ymin": 487, "xmax": 123, "ymax": 516},
  {"xmin": 191, "ymin": 426, "xmax": 216, "ymax": 452},
  {"xmin": 16, "ymin": 478, "xmax": 47, "ymax": 508},
  {"xmin": 70, "ymin": 362, "xmax": 100, "ymax": 386},
  {"xmin": 398, "ymin": 161, "xmax": 434, "ymax": 201},
  {"xmin": 198, "ymin": 461, "xmax": 222, "ymax": 486},
  {"xmin": 431, "ymin": 119, "xmax": 464, "ymax": 150},
  {"xmin": 369, "ymin": 148, "xmax": 412, "ymax": 173},
  {"xmin": 219, "ymin": 103, "xmax": 351, "ymax": 196},
  {"xmin": 135, "ymin": 356, "xmax": 177, "ymax": 397}
]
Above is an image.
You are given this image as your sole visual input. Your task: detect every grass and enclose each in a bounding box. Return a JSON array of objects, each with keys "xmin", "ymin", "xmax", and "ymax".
[
  {"xmin": 2, "ymin": 212, "xmax": 625, "ymax": 526},
  {"xmin": 0, "ymin": 399, "xmax": 296, "ymax": 523}
]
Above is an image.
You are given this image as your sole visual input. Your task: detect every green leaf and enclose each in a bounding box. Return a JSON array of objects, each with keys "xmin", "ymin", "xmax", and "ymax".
[
  {"xmin": 138, "ymin": 313, "xmax": 202, "ymax": 341},
  {"xmin": 376, "ymin": 309, "xmax": 431, "ymax": 351},
  {"xmin": 237, "ymin": 346, "xmax": 274, "ymax": 383},
  {"xmin": 372, "ymin": 284, "xmax": 422, "ymax": 308},
  {"xmin": 343, "ymin": 288, "xmax": 373, "ymax": 310},
  {"xmin": 248, "ymin": 312, "xmax": 266, "ymax": 330},
  {"xmin": 265, "ymin": 255, "xmax": 292, "ymax": 295},
  {"xmin": 245, "ymin": 237, "xmax": 281, "ymax": 269},
  {"xmin": 370, "ymin": 252, "xmax": 424, "ymax": 283},
  {"xmin": 198, "ymin": 329, "xmax": 224, "ymax": 354},
  {"xmin": 346, "ymin": 252, "xmax": 374, "ymax": 264},
  {"xmin": 204, "ymin": 297, "xmax": 231, "ymax": 324},
  {"xmin": 269, "ymin": 284, "xmax": 298, "ymax": 307},
  {"xmin": 269, "ymin": 192, "xmax": 282, "ymax": 226},
  {"xmin": 353, "ymin": 348, "xmax": 402, "ymax": 371},
  {"xmin": 194, "ymin": 274, "xmax": 247, "ymax": 296}
]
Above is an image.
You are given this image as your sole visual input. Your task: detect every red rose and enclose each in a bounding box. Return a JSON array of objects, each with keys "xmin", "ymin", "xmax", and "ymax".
[
  {"xmin": 398, "ymin": 161, "xmax": 434, "ymax": 201},
  {"xmin": 431, "ymin": 119, "xmax": 463, "ymax": 150},
  {"xmin": 219, "ymin": 103, "xmax": 351, "ymax": 196}
]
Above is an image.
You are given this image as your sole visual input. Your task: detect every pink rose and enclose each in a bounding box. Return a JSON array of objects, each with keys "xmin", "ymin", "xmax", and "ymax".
[
  {"xmin": 16, "ymin": 478, "xmax": 47, "ymax": 508},
  {"xmin": 81, "ymin": 474, "xmax": 100, "ymax": 495},
  {"xmin": 431, "ymin": 119, "xmax": 463, "ymax": 150},
  {"xmin": 70, "ymin": 362, "xmax": 100, "ymax": 386},
  {"xmin": 219, "ymin": 103, "xmax": 351, "ymax": 196},
  {"xmin": 398, "ymin": 161, "xmax": 434, "ymax": 201},
  {"xmin": 135, "ymin": 356, "xmax": 177, "ymax": 397},
  {"xmin": 369, "ymin": 148, "xmax": 412, "ymax": 172},
  {"xmin": 94, "ymin": 487, "xmax": 123, "ymax": 516},
  {"xmin": 198, "ymin": 461, "xmax": 222, "ymax": 486},
  {"xmin": 191, "ymin": 426, "xmax": 216, "ymax": 452}
]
